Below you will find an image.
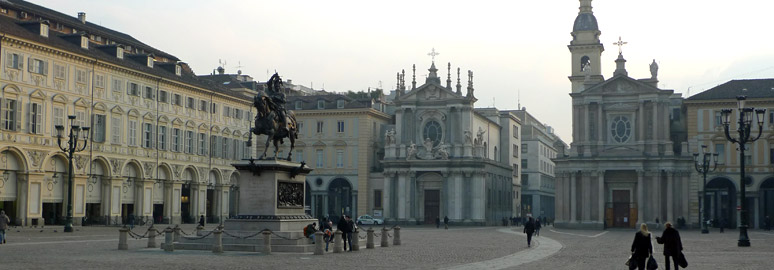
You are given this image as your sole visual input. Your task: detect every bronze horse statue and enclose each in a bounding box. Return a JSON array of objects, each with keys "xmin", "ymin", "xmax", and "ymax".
[{"xmin": 249, "ymin": 77, "xmax": 298, "ymax": 160}]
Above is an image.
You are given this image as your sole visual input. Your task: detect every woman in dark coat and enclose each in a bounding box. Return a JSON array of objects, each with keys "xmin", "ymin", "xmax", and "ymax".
[
  {"xmin": 657, "ymin": 222, "xmax": 683, "ymax": 270},
  {"xmin": 630, "ymin": 223, "xmax": 653, "ymax": 270},
  {"xmin": 523, "ymin": 217, "xmax": 536, "ymax": 247}
]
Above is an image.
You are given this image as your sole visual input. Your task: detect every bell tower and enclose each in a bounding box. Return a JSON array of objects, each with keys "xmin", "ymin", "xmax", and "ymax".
[{"xmin": 568, "ymin": 0, "xmax": 604, "ymax": 93}]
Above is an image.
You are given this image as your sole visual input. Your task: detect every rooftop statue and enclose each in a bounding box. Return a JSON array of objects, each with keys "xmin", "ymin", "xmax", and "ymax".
[{"xmin": 249, "ymin": 73, "xmax": 298, "ymax": 160}]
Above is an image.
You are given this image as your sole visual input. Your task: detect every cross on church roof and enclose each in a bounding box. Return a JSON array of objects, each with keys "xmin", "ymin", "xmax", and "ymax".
[
  {"xmin": 613, "ymin": 36, "xmax": 627, "ymax": 54},
  {"xmin": 427, "ymin": 48, "xmax": 440, "ymax": 62}
]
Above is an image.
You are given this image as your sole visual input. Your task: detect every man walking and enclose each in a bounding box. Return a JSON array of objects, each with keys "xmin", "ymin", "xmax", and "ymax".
[
  {"xmin": 0, "ymin": 210, "xmax": 10, "ymax": 244},
  {"xmin": 444, "ymin": 216, "xmax": 449, "ymax": 230},
  {"xmin": 337, "ymin": 215, "xmax": 351, "ymax": 251},
  {"xmin": 523, "ymin": 217, "xmax": 536, "ymax": 247}
]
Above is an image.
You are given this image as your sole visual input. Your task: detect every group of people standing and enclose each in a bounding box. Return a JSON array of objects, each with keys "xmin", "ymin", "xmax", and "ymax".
[
  {"xmin": 304, "ymin": 215, "xmax": 357, "ymax": 252},
  {"xmin": 630, "ymin": 222, "xmax": 685, "ymax": 270}
]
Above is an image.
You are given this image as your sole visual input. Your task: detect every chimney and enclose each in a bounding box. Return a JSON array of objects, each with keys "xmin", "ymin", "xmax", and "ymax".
[{"xmin": 77, "ymin": 12, "xmax": 86, "ymax": 24}]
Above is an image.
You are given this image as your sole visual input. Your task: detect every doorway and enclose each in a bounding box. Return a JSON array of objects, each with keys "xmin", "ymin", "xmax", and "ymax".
[
  {"xmin": 85, "ymin": 203, "xmax": 101, "ymax": 225},
  {"xmin": 424, "ymin": 190, "xmax": 440, "ymax": 225},
  {"xmin": 612, "ymin": 190, "xmax": 631, "ymax": 228},
  {"xmin": 706, "ymin": 177, "xmax": 736, "ymax": 229},
  {"xmin": 42, "ymin": 203, "xmax": 63, "ymax": 225}
]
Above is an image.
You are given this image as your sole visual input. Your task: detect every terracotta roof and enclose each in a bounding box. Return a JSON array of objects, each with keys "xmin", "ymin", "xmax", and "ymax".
[{"xmin": 687, "ymin": 79, "xmax": 774, "ymax": 100}]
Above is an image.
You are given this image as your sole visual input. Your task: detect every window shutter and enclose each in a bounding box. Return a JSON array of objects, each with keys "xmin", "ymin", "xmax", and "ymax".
[
  {"xmin": 39, "ymin": 103, "xmax": 46, "ymax": 135},
  {"xmin": 126, "ymin": 82, "xmax": 131, "ymax": 95},
  {"xmin": 5, "ymin": 53, "xmax": 11, "ymax": 67},
  {"xmin": 43, "ymin": 61, "xmax": 48, "ymax": 75},
  {"xmin": 15, "ymin": 98, "xmax": 22, "ymax": 131},
  {"xmin": 27, "ymin": 57, "xmax": 33, "ymax": 72},
  {"xmin": 26, "ymin": 102, "xmax": 32, "ymax": 133}
]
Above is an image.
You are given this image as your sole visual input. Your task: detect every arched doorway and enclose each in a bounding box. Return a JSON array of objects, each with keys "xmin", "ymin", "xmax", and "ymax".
[
  {"xmin": 1, "ymin": 149, "xmax": 25, "ymax": 226},
  {"xmin": 85, "ymin": 160, "xmax": 108, "ymax": 225},
  {"xmin": 43, "ymin": 155, "xmax": 67, "ymax": 225},
  {"xmin": 121, "ymin": 162, "xmax": 141, "ymax": 225},
  {"xmin": 206, "ymin": 171, "xmax": 218, "ymax": 223},
  {"xmin": 181, "ymin": 168, "xmax": 195, "ymax": 223},
  {"xmin": 153, "ymin": 166, "xmax": 171, "ymax": 224},
  {"xmin": 760, "ymin": 178, "xmax": 774, "ymax": 229},
  {"xmin": 706, "ymin": 177, "xmax": 736, "ymax": 229},
  {"xmin": 328, "ymin": 178, "xmax": 352, "ymax": 223}
]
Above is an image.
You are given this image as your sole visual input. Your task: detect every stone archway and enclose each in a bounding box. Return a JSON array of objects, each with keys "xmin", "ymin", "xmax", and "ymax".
[
  {"xmin": 418, "ymin": 172, "xmax": 443, "ymax": 224},
  {"xmin": 153, "ymin": 165, "xmax": 172, "ymax": 224},
  {"xmin": 327, "ymin": 178, "xmax": 352, "ymax": 223},
  {"xmin": 180, "ymin": 167, "xmax": 196, "ymax": 223},
  {"xmin": 42, "ymin": 155, "xmax": 67, "ymax": 225},
  {"xmin": 121, "ymin": 162, "xmax": 141, "ymax": 224},
  {"xmin": 85, "ymin": 159, "xmax": 109, "ymax": 225},
  {"xmin": 706, "ymin": 177, "xmax": 736, "ymax": 229},
  {"xmin": 760, "ymin": 177, "xmax": 774, "ymax": 229},
  {"xmin": 1, "ymin": 148, "xmax": 28, "ymax": 226}
]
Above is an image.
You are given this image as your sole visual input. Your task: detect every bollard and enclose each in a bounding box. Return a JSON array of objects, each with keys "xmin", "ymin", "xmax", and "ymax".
[
  {"xmin": 262, "ymin": 230, "xmax": 272, "ymax": 255},
  {"xmin": 381, "ymin": 227, "xmax": 389, "ymax": 247},
  {"xmin": 366, "ymin": 228, "xmax": 375, "ymax": 249},
  {"xmin": 147, "ymin": 226, "xmax": 157, "ymax": 248},
  {"xmin": 333, "ymin": 230, "xmax": 343, "ymax": 253},
  {"xmin": 118, "ymin": 227, "xmax": 129, "ymax": 250},
  {"xmin": 164, "ymin": 227, "xmax": 174, "ymax": 252},
  {"xmin": 212, "ymin": 228, "xmax": 223, "ymax": 253},
  {"xmin": 393, "ymin": 226, "xmax": 401, "ymax": 246},
  {"xmin": 173, "ymin": 225, "xmax": 181, "ymax": 242},
  {"xmin": 351, "ymin": 230, "xmax": 360, "ymax": 251},
  {"xmin": 314, "ymin": 231, "xmax": 324, "ymax": 255},
  {"xmin": 196, "ymin": 225, "xmax": 204, "ymax": 236}
]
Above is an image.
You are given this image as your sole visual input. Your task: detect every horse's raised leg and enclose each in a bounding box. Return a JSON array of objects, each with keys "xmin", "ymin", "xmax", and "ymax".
[
  {"xmin": 272, "ymin": 137, "xmax": 280, "ymax": 159},
  {"xmin": 261, "ymin": 134, "xmax": 272, "ymax": 159},
  {"xmin": 286, "ymin": 134, "xmax": 295, "ymax": 161}
]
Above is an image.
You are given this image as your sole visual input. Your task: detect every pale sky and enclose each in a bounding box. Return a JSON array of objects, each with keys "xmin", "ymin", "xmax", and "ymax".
[{"xmin": 30, "ymin": 0, "xmax": 774, "ymax": 144}]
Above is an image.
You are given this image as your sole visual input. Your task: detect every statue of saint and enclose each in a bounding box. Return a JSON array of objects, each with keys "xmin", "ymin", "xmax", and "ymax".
[
  {"xmin": 406, "ymin": 142, "xmax": 417, "ymax": 160},
  {"xmin": 475, "ymin": 127, "xmax": 486, "ymax": 146},
  {"xmin": 464, "ymin": 130, "xmax": 473, "ymax": 145},
  {"xmin": 650, "ymin": 59, "xmax": 658, "ymax": 79},
  {"xmin": 435, "ymin": 143, "xmax": 449, "ymax": 160},
  {"xmin": 385, "ymin": 128, "xmax": 395, "ymax": 145}
]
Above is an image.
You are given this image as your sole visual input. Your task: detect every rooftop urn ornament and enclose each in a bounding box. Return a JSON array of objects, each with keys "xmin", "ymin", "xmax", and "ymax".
[{"xmin": 249, "ymin": 72, "xmax": 299, "ymax": 160}]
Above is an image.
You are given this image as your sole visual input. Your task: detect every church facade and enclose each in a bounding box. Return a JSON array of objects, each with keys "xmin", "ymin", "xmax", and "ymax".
[
  {"xmin": 554, "ymin": 0, "xmax": 694, "ymax": 229},
  {"xmin": 379, "ymin": 61, "xmax": 522, "ymax": 225}
]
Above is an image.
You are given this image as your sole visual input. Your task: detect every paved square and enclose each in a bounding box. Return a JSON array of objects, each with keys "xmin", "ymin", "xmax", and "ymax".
[{"xmin": 1, "ymin": 224, "xmax": 771, "ymax": 269}]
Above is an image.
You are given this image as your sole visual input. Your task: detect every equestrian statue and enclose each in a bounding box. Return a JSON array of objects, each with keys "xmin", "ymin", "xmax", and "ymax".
[{"xmin": 249, "ymin": 73, "xmax": 298, "ymax": 160}]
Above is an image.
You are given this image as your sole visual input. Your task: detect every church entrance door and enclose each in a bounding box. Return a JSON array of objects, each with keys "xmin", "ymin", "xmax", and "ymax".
[
  {"xmin": 424, "ymin": 190, "xmax": 440, "ymax": 225},
  {"xmin": 612, "ymin": 190, "xmax": 630, "ymax": 228}
]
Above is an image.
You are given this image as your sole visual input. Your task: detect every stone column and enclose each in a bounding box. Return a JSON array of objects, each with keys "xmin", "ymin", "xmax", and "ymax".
[
  {"xmin": 397, "ymin": 172, "xmax": 407, "ymax": 220},
  {"xmin": 382, "ymin": 173, "xmax": 392, "ymax": 220},
  {"xmin": 681, "ymin": 172, "xmax": 689, "ymax": 223},
  {"xmin": 598, "ymin": 171, "xmax": 605, "ymax": 224},
  {"xmin": 15, "ymin": 173, "xmax": 30, "ymax": 226},
  {"xmin": 637, "ymin": 171, "xmax": 644, "ymax": 224},
  {"xmin": 570, "ymin": 172, "xmax": 577, "ymax": 223},
  {"xmin": 652, "ymin": 102, "xmax": 658, "ymax": 142},
  {"xmin": 555, "ymin": 173, "xmax": 563, "ymax": 223},
  {"xmin": 667, "ymin": 171, "xmax": 674, "ymax": 223},
  {"xmin": 454, "ymin": 173, "xmax": 463, "ymax": 220},
  {"xmin": 582, "ymin": 172, "xmax": 591, "ymax": 222}
]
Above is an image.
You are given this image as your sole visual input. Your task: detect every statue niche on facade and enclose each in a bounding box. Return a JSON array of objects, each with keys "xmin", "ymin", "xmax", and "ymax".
[{"xmin": 249, "ymin": 73, "xmax": 299, "ymax": 160}]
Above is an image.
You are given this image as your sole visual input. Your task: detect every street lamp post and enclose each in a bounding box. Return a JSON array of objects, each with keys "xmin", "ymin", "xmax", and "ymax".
[
  {"xmin": 720, "ymin": 95, "xmax": 766, "ymax": 247},
  {"xmin": 55, "ymin": 115, "xmax": 90, "ymax": 233},
  {"xmin": 693, "ymin": 145, "xmax": 717, "ymax": 234}
]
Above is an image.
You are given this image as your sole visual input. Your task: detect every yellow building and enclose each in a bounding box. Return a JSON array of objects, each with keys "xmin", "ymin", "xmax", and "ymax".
[
  {"xmin": 0, "ymin": 1, "xmax": 253, "ymax": 226},
  {"xmin": 685, "ymin": 79, "xmax": 774, "ymax": 229}
]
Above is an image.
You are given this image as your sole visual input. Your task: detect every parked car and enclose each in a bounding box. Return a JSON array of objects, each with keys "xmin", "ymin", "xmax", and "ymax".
[{"xmin": 357, "ymin": 215, "xmax": 384, "ymax": 225}]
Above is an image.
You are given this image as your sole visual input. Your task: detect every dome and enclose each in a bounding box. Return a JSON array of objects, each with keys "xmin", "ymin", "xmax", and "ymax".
[{"xmin": 573, "ymin": 13, "xmax": 599, "ymax": 32}]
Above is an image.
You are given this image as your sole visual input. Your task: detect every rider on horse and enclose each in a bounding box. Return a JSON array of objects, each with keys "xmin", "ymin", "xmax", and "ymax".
[{"xmin": 265, "ymin": 73, "xmax": 289, "ymax": 132}]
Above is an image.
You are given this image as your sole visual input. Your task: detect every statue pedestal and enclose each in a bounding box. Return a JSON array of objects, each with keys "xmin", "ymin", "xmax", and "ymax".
[{"xmin": 225, "ymin": 159, "xmax": 315, "ymax": 232}]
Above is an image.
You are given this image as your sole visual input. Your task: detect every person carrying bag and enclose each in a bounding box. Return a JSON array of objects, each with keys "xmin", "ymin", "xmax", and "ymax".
[
  {"xmin": 630, "ymin": 223, "xmax": 654, "ymax": 270},
  {"xmin": 656, "ymin": 222, "xmax": 686, "ymax": 269}
]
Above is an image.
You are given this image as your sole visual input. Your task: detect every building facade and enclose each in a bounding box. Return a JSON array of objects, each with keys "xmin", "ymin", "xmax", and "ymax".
[
  {"xmin": 513, "ymin": 110, "xmax": 566, "ymax": 221},
  {"xmin": 380, "ymin": 61, "xmax": 522, "ymax": 225},
  {"xmin": 685, "ymin": 79, "xmax": 774, "ymax": 229},
  {"xmin": 554, "ymin": 0, "xmax": 693, "ymax": 229},
  {"xmin": 0, "ymin": 0, "xmax": 253, "ymax": 226}
]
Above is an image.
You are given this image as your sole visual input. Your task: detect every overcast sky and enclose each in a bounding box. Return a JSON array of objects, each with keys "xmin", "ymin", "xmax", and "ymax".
[{"xmin": 30, "ymin": 0, "xmax": 774, "ymax": 144}]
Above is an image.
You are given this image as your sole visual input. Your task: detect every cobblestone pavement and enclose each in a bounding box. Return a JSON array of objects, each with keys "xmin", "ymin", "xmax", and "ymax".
[{"xmin": 1, "ymin": 224, "xmax": 771, "ymax": 269}]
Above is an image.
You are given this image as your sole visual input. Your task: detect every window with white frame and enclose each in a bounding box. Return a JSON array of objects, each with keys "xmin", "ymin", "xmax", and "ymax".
[
  {"xmin": 222, "ymin": 138, "xmax": 230, "ymax": 159},
  {"xmin": 29, "ymin": 58, "xmax": 47, "ymax": 75},
  {"xmin": 522, "ymin": 144, "xmax": 528, "ymax": 153},
  {"xmin": 111, "ymin": 116, "xmax": 121, "ymax": 144},
  {"xmin": 143, "ymin": 86, "xmax": 154, "ymax": 100},
  {"xmin": 75, "ymin": 69, "xmax": 87, "ymax": 84},
  {"xmin": 198, "ymin": 133, "xmax": 207, "ymax": 155},
  {"xmin": 210, "ymin": 135, "xmax": 220, "ymax": 158},
  {"xmin": 157, "ymin": 125, "xmax": 167, "ymax": 150},
  {"xmin": 234, "ymin": 109, "xmax": 242, "ymax": 120},
  {"xmin": 95, "ymin": 74, "xmax": 105, "ymax": 88},
  {"xmin": 337, "ymin": 120, "xmax": 344, "ymax": 133},
  {"xmin": 5, "ymin": 53, "xmax": 22, "ymax": 69},
  {"xmin": 75, "ymin": 110, "xmax": 86, "ymax": 127},
  {"xmin": 173, "ymin": 94, "xmax": 182, "ymax": 106},
  {"xmin": 186, "ymin": 97, "xmax": 195, "ymax": 109},
  {"xmin": 185, "ymin": 130, "xmax": 194, "ymax": 154},
  {"xmin": 112, "ymin": 78, "xmax": 123, "ymax": 92},
  {"xmin": 92, "ymin": 114, "xmax": 106, "ymax": 143},
  {"xmin": 199, "ymin": 100, "xmax": 208, "ymax": 111},
  {"xmin": 316, "ymin": 149, "xmax": 324, "ymax": 168},
  {"xmin": 172, "ymin": 128, "xmax": 181, "ymax": 152},
  {"xmin": 211, "ymin": 103, "xmax": 218, "ymax": 115},
  {"xmin": 513, "ymin": 125, "xmax": 519, "ymax": 138},
  {"xmin": 715, "ymin": 144, "xmax": 725, "ymax": 164},
  {"xmin": 714, "ymin": 111, "xmax": 723, "ymax": 127},
  {"xmin": 29, "ymin": 102, "xmax": 44, "ymax": 134},
  {"xmin": 53, "ymin": 64, "xmax": 66, "ymax": 79},
  {"xmin": 316, "ymin": 121, "xmax": 323, "ymax": 133},
  {"xmin": 513, "ymin": 144, "xmax": 518, "ymax": 157},
  {"xmin": 337, "ymin": 100, "xmax": 345, "ymax": 109},
  {"xmin": 128, "ymin": 119, "xmax": 137, "ymax": 146},
  {"xmin": 142, "ymin": 123, "xmax": 153, "ymax": 148},
  {"xmin": 317, "ymin": 100, "xmax": 324, "ymax": 109},
  {"xmin": 297, "ymin": 121, "xmax": 303, "ymax": 135},
  {"xmin": 336, "ymin": 150, "xmax": 344, "ymax": 168},
  {"xmin": 159, "ymin": 90, "xmax": 168, "ymax": 103},
  {"xmin": 52, "ymin": 106, "xmax": 64, "ymax": 134},
  {"xmin": 295, "ymin": 101, "xmax": 302, "ymax": 110},
  {"xmin": 127, "ymin": 82, "xmax": 140, "ymax": 96}
]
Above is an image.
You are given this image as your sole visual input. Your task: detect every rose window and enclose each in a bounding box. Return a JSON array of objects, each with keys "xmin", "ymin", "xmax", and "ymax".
[{"xmin": 610, "ymin": 116, "xmax": 631, "ymax": 143}]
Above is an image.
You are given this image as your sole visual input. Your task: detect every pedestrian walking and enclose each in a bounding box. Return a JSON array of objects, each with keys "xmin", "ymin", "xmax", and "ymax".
[
  {"xmin": 346, "ymin": 215, "xmax": 355, "ymax": 251},
  {"xmin": 630, "ymin": 223, "xmax": 653, "ymax": 270},
  {"xmin": 435, "ymin": 216, "xmax": 440, "ymax": 229},
  {"xmin": 337, "ymin": 215, "xmax": 351, "ymax": 251},
  {"xmin": 523, "ymin": 217, "xmax": 535, "ymax": 247},
  {"xmin": 535, "ymin": 218, "xmax": 541, "ymax": 236},
  {"xmin": 128, "ymin": 213, "xmax": 135, "ymax": 229},
  {"xmin": 444, "ymin": 216, "xmax": 449, "ymax": 229},
  {"xmin": 765, "ymin": 216, "xmax": 771, "ymax": 231},
  {"xmin": 0, "ymin": 210, "xmax": 10, "ymax": 244},
  {"xmin": 198, "ymin": 215, "xmax": 205, "ymax": 227},
  {"xmin": 719, "ymin": 218, "xmax": 725, "ymax": 233},
  {"xmin": 656, "ymin": 222, "xmax": 684, "ymax": 270}
]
